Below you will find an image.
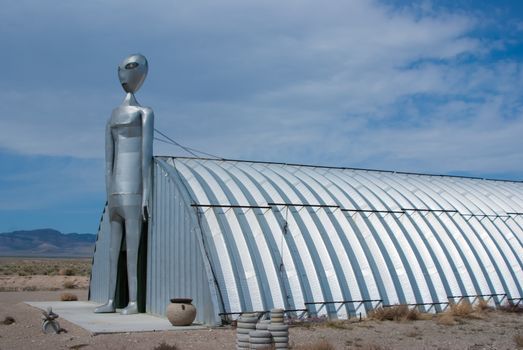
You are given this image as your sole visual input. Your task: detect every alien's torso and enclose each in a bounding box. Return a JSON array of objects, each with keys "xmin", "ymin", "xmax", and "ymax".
[{"xmin": 108, "ymin": 105, "xmax": 144, "ymax": 196}]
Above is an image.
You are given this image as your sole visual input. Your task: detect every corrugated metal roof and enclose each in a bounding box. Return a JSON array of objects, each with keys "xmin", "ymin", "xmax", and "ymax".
[
  {"xmin": 160, "ymin": 156, "xmax": 522, "ymax": 318},
  {"xmin": 90, "ymin": 156, "xmax": 523, "ymax": 324}
]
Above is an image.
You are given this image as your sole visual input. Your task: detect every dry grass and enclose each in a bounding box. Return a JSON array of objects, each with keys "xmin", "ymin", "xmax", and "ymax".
[
  {"xmin": 60, "ymin": 293, "xmax": 78, "ymax": 301},
  {"xmin": 437, "ymin": 300, "xmax": 490, "ymax": 325},
  {"xmin": 474, "ymin": 298, "xmax": 491, "ymax": 312},
  {"xmin": 514, "ymin": 334, "xmax": 523, "ymax": 348},
  {"xmin": 368, "ymin": 305, "xmax": 430, "ymax": 322},
  {"xmin": 293, "ymin": 339, "xmax": 335, "ymax": 350},
  {"xmin": 0, "ymin": 258, "xmax": 91, "ymax": 276},
  {"xmin": 58, "ymin": 268, "xmax": 74, "ymax": 276},
  {"xmin": 449, "ymin": 300, "xmax": 474, "ymax": 316},
  {"xmin": 452, "ymin": 300, "xmax": 486, "ymax": 319},
  {"xmin": 436, "ymin": 312, "xmax": 457, "ymax": 326}
]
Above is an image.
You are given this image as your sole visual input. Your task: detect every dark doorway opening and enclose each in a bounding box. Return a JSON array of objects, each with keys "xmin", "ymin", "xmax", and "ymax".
[{"xmin": 114, "ymin": 221, "xmax": 148, "ymax": 312}]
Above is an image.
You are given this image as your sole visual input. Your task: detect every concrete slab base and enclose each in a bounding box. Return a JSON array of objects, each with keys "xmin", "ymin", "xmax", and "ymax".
[{"xmin": 26, "ymin": 301, "xmax": 207, "ymax": 334}]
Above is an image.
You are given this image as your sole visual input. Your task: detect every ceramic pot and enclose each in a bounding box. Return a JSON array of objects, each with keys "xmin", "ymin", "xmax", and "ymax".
[{"xmin": 166, "ymin": 298, "xmax": 197, "ymax": 326}]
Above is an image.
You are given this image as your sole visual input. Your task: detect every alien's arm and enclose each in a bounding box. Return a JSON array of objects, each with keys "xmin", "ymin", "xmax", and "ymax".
[
  {"xmin": 141, "ymin": 107, "xmax": 154, "ymax": 219},
  {"xmin": 105, "ymin": 121, "xmax": 114, "ymax": 197}
]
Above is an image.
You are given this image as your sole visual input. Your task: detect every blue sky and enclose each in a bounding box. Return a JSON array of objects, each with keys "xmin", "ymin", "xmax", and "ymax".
[{"xmin": 0, "ymin": 0, "xmax": 522, "ymax": 234}]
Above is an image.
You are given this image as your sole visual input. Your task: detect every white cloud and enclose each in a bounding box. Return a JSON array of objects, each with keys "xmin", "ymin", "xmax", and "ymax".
[{"xmin": 0, "ymin": 0, "xmax": 522, "ymax": 178}]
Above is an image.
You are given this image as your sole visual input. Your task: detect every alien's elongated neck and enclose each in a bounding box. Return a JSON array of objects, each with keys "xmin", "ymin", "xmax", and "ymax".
[{"xmin": 122, "ymin": 92, "xmax": 140, "ymax": 106}]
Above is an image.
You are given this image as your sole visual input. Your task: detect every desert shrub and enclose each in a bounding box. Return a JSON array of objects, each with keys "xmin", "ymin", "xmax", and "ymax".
[
  {"xmin": 405, "ymin": 308, "xmax": 426, "ymax": 321},
  {"xmin": 368, "ymin": 306, "xmax": 399, "ymax": 321},
  {"xmin": 63, "ymin": 280, "xmax": 77, "ymax": 289},
  {"xmin": 153, "ymin": 342, "xmax": 179, "ymax": 350},
  {"xmin": 437, "ymin": 300, "xmax": 487, "ymax": 325},
  {"xmin": 293, "ymin": 340, "xmax": 335, "ymax": 350},
  {"xmin": 60, "ymin": 293, "xmax": 78, "ymax": 301},
  {"xmin": 22, "ymin": 286, "xmax": 37, "ymax": 291},
  {"xmin": 368, "ymin": 305, "xmax": 425, "ymax": 322},
  {"xmin": 474, "ymin": 298, "xmax": 491, "ymax": 312},
  {"xmin": 21, "ymin": 266, "xmax": 36, "ymax": 276},
  {"xmin": 58, "ymin": 268, "xmax": 74, "ymax": 276},
  {"xmin": 2, "ymin": 316, "xmax": 15, "ymax": 325},
  {"xmin": 449, "ymin": 300, "xmax": 473, "ymax": 317},
  {"xmin": 446, "ymin": 300, "xmax": 485, "ymax": 320},
  {"xmin": 436, "ymin": 312, "xmax": 457, "ymax": 326}
]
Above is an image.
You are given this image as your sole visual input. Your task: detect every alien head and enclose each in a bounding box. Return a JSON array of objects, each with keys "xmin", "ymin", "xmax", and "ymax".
[{"xmin": 118, "ymin": 54, "xmax": 148, "ymax": 93}]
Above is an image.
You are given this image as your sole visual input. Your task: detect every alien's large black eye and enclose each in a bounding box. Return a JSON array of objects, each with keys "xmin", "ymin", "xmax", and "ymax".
[{"xmin": 125, "ymin": 62, "xmax": 139, "ymax": 69}]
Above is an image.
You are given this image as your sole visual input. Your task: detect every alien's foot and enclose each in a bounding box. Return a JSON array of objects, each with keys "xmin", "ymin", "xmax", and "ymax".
[
  {"xmin": 121, "ymin": 301, "xmax": 138, "ymax": 315},
  {"xmin": 94, "ymin": 300, "xmax": 116, "ymax": 313}
]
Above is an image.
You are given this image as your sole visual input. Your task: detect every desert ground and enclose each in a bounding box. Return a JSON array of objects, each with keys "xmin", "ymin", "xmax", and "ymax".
[{"xmin": 0, "ymin": 258, "xmax": 522, "ymax": 350}]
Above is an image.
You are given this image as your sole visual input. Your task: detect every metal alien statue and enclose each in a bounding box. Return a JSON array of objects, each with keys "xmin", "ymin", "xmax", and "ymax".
[{"xmin": 94, "ymin": 54, "xmax": 154, "ymax": 315}]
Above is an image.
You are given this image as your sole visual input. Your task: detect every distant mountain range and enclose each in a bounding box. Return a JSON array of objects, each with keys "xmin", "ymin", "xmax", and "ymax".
[{"xmin": 0, "ymin": 229, "xmax": 96, "ymax": 257}]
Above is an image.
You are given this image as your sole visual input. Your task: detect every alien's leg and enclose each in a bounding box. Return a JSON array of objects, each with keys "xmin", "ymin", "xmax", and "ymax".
[
  {"xmin": 94, "ymin": 218, "xmax": 123, "ymax": 313},
  {"xmin": 121, "ymin": 214, "xmax": 142, "ymax": 315}
]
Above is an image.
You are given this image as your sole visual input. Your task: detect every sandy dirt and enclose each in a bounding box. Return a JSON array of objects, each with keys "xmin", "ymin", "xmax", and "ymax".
[
  {"xmin": 0, "ymin": 275, "xmax": 89, "ymax": 291},
  {"xmin": 0, "ymin": 288, "xmax": 522, "ymax": 350}
]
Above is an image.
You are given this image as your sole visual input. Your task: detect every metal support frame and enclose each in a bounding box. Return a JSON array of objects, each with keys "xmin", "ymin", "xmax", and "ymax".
[
  {"xmin": 460, "ymin": 213, "xmax": 510, "ymax": 222},
  {"xmin": 268, "ymin": 202, "xmax": 339, "ymax": 209},
  {"xmin": 341, "ymin": 209, "xmax": 404, "ymax": 215},
  {"xmin": 217, "ymin": 299, "xmax": 384, "ymax": 323},
  {"xmin": 217, "ymin": 293, "xmax": 520, "ymax": 324},
  {"xmin": 447, "ymin": 293, "xmax": 507, "ymax": 306},
  {"xmin": 191, "ymin": 204, "xmax": 271, "ymax": 209},
  {"xmin": 218, "ymin": 310, "xmax": 269, "ymax": 323},
  {"xmin": 382, "ymin": 302, "xmax": 450, "ymax": 312},
  {"xmin": 190, "ymin": 203, "xmax": 517, "ymax": 222},
  {"xmin": 507, "ymin": 297, "xmax": 523, "ymax": 307},
  {"xmin": 304, "ymin": 299, "xmax": 383, "ymax": 318},
  {"xmin": 401, "ymin": 208, "xmax": 458, "ymax": 213}
]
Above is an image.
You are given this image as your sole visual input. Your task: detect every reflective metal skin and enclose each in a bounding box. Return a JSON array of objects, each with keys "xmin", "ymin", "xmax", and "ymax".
[
  {"xmin": 90, "ymin": 155, "xmax": 523, "ymax": 323},
  {"xmin": 94, "ymin": 54, "xmax": 154, "ymax": 315}
]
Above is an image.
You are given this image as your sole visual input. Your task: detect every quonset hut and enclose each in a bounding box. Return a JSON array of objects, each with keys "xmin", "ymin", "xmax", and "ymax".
[{"xmin": 89, "ymin": 156, "xmax": 523, "ymax": 325}]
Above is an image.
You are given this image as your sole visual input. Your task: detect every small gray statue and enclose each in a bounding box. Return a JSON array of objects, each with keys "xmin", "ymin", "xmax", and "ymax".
[{"xmin": 94, "ymin": 54, "xmax": 154, "ymax": 315}]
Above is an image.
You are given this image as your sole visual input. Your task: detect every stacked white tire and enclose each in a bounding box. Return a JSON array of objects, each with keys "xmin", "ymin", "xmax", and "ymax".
[
  {"xmin": 249, "ymin": 330, "xmax": 272, "ymax": 349},
  {"xmin": 236, "ymin": 313, "xmax": 257, "ymax": 350},
  {"xmin": 268, "ymin": 324, "xmax": 289, "ymax": 349},
  {"xmin": 270, "ymin": 308, "xmax": 285, "ymax": 324},
  {"xmin": 235, "ymin": 310, "xmax": 289, "ymax": 350},
  {"xmin": 269, "ymin": 308, "xmax": 288, "ymax": 349},
  {"xmin": 256, "ymin": 319, "xmax": 271, "ymax": 331}
]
